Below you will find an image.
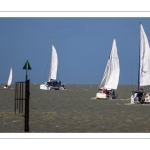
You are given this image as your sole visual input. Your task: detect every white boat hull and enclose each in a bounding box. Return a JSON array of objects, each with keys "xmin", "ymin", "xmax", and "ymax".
[
  {"xmin": 4, "ymin": 84, "xmax": 11, "ymax": 89},
  {"xmin": 40, "ymin": 84, "xmax": 65, "ymax": 90},
  {"xmin": 96, "ymin": 92, "xmax": 108, "ymax": 100},
  {"xmin": 96, "ymin": 91, "xmax": 117, "ymax": 100},
  {"xmin": 4, "ymin": 86, "xmax": 8, "ymax": 89},
  {"xmin": 40, "ymin": 84, "xmax": 51, "ymax": 90},
  {"xmin": 145, "ymin": 93, "xmax": 150, "ymax": 103}
]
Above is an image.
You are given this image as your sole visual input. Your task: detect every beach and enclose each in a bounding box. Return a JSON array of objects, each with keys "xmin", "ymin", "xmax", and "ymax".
[{"xmin": 0, "ymin": 84, "xmax": 150, "ymax": 133}]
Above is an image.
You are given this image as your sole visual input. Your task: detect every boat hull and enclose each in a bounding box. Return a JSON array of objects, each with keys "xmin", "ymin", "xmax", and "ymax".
[
  {"xmin": 40, "ymin": 84, "xmax": 65, "ymax": 90},
  {"xmin": 4, "ymin": 85, "xmax": 10, "ymax": 89},
  {"xmin": 96, "ymin": 92, "xmax": 108, "ymax": 100},
  {"xmin": 145, "ymin": 93, "xmax": 150, "ymax": 103},
  {"xmin": 96, "ymin": 92, "xmax": 117, "ymax": 100},
  {"xmin": 130, "ymin": 92, "xmax": 150, "ymax": 104},
  {"xmin": 4, "ymin": 86, "xmax": 8, "ymax": 89},
  {"xmin": 40, "ymin": 84, "xmax": 51, "ymax": 90}
]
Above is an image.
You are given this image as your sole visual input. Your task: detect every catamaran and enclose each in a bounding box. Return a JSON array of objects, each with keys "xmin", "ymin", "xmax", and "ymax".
[
  {"xmin": 4, "ymin": 67, "xmax": 12, "ymax": 89},
  {"xmin": 131, "ymin": 23, "xmax": 150, "ymax": 104},
  {"xmin": 40, "ymin": 43, "xmax": 65, "ymax": 90},
  {"xmin": 96, "ymin": 39, "xmax": 120, "ymax": 100}
]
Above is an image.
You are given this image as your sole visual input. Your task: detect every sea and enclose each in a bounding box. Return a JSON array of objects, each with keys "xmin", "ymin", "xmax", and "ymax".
[{"xmin": 0, "ymin": 84, "xmax": 150, "ymax": 134}]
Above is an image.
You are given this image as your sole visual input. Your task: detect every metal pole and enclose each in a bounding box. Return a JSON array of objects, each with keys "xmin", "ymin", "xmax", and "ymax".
[
  {"xmin": 14, "ymin": 82, "xmax": 17, "ymax": 114},
  {"xmin": 21, "ymin": 82, "xmax": 23, "ymax": 114},
  {"xmin": 16, "ymin": 83, "xmax": 18, "ymax": 110},
  {"xmin": 19, "ymin": 82, "xmax": 21, "ymax": 113},
  {"xmin": 26, "ymin": 70, "xmax": 28, "ymax": 80},
  {"xmin": 25, "ymin": 79, "xmax": 30, "ymax": 132}
]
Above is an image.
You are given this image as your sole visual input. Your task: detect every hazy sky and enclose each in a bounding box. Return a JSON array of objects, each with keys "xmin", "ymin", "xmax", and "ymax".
[{"xmin": 0, "ymin": 17, "xmax": 150, "ymax": 85}]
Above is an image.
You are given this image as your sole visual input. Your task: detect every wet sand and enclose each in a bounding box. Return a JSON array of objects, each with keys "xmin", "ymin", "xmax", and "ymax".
[{"xmin": 0, "ymin": 84, "xmax": 150, "ymax": 133}]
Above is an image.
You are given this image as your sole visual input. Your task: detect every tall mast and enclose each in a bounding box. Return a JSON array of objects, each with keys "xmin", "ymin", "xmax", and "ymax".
[
  {"xmin": 49, "ymin": 37, "xmax": 54, "ymax": 81},
  {"xmin": 138, "ymin": 22, "xmax": 141, "ymax": 91}
]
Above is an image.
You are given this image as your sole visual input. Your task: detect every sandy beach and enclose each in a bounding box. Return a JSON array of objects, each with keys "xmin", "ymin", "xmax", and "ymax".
[{"xmin": 0, "ymin": 84, "xmax": 150, "ymax": 133}]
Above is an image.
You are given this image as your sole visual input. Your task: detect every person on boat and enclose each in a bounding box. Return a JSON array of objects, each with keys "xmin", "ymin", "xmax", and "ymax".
[
  {"xmin": 106, "ymin": 90, "xmax": 109, "ymax": 95},
  {"xmin": 103, "ymin": 89, "xmax": 107, "ymax": 94},
  {"xmin": 141, "ymin": 93, "xmax": 146, "ymax": 104},
  {"xmin": 4, "ymin": 84, "xmax": 8, "ymax": 88},
  {"xmin": 131, "ymin": 90, "xmax": 138, "ymax": 104},
  {"xmin": 131, "ymin": 90, "xmax": 135, "ymax": 104},
  {"xmin": 137, "ymin": 88, "xmax": 144, "ymax": 103},
  {"xmin": 98, "ymin": 89, "xmax": 103, "ymax": 93},
  {"xmin": 62, "ymin": 84, "xmax": 65, "ymax": 89},
  {"xmin": 111, "ymin": 90, "xmax": 115, "ymax": 98},
  {"xmin": 58, "ymin": 81, "xmax": 61, "ymax": 86}
]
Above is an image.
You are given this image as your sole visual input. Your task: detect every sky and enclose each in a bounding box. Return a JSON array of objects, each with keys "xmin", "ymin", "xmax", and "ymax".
[{"xmin": 0, "ymin": 17, "xmax": 150, "ymax": 85}]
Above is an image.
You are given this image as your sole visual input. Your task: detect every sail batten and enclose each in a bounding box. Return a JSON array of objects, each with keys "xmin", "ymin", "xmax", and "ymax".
[{"xmin": 99, "ymin": 39, "xmax": 120, "ymax": 90}]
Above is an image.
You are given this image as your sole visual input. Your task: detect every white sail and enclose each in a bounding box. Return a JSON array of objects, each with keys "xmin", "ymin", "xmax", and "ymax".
[
  {"xmin": 99, "ymin": 39, "xmax": 120, "ymax": 90},
  {"xmin": 40, "ymin": 42, "xmax": 65, "ymax": 90},
  {"xmin": 7, "ymin": 67, "xmax": 12, "ymax": 86},
  {"xmin": 140, "ymin": 24, "xmax": 150, "ymax": 86},
  {"xmin": 48, "ymin": 45, "xmax": 58, "ymax": 81}
]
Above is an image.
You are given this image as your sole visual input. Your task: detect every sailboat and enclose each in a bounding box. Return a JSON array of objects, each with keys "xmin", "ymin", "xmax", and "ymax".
[
  {"xmin": 96, "ymin": 39, "xmax": 120, "ymax": 100},
  {"xmin": 40, "ymin": 43, "xmax": 65, "ymax": 90},
  {"xmin": 131, "ymin": 23, "xmax": 150, "ymax": 104},
  {"xmin": 4, "ymin": 67, "xmax": 13, "ymax": 89}
]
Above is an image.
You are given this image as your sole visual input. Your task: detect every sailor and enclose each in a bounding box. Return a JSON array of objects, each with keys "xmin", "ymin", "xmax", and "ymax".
[
  {"xmin": 103, "ymin": 89, "xmax": 107, "ymax": 94},
  {"xmin": 137, "ymin": 88, "xmax": 144, "ymax": 103},
  {"xmin": 98, "ymin": 89, "xmax": 103, "ymax": 93},
  {"xmin": 4, "ymin": 84, "xmax": 8, "ymax": 88},
  {"xmin": 106, "ymin": 90, "xmax": 109, "ymax": 95},
  {"xmin": 141, "ymin": 92, "xmax": 146, "ymax": 104},
  {"xmin": 62, "ymin": 84, "xmax": 65, "ymax": 89},
  {"xmin": 111, "ymin": 90, "xmax": 115, "ymax": 98},
  {"xmin": 112, "ymin": 90, "xmax": 115, "ymax": 95}
]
